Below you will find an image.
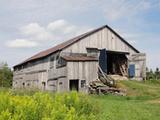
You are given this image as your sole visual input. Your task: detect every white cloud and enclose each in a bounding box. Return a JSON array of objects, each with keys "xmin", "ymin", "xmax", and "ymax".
[
  {"xmin": 20, "ymin": 23, "xmax": 53, "ymax": 41},
  {"xmin": 47, "ymin": 19, "xmax": 68, "ymax": 31},
  {"xmin": 6, "ymin": 39, "xmax": 39, "ymax": 48},
  {"xmin": 6, "ymin": 19, "xmax": 91, "ymax": 48},
  {"xmin": 104, "ymin": 0, "xmax": 151, "ymax": 21},
  {"xmin": 47, "ymin": 19, "xmax": 77, "ymax": 34},
  {"xmin": 20, "ymin": 23, "xmax": 44, "ymax": 36}
]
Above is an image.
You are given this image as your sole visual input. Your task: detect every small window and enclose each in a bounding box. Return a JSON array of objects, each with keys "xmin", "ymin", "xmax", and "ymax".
[
  {"xmin": 56, "ymin": 57, "xmax": 66, "ymax": 68},
  {"xmin": 86, "ymin": 48, "xmax": 99, "ymax": 56},
  {"xmin": 50, "ymin": 56, "xmax": 54, "ymax": 61},
  {"xmin": 59, "ymin": 82, "xmax": 63, "ymax": 85},
  {"xmin": 81, "ymin": 80, "xmax": 86, "ymax": 88}
]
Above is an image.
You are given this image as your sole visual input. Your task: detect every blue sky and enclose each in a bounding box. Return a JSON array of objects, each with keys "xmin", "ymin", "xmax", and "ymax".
[{"xmin": 0, "ymin": 0, "xmax": 160, "ymax": 69}]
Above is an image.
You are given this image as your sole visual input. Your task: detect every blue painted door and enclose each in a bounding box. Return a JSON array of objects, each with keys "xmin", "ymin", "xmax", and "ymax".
[
  {"xmin": 99, "ymin": 49, "xmax": 107, "ymax": 73},
  {"xmin": 129, "ymin": 64, "xmax": 135, "ymax": 78}
]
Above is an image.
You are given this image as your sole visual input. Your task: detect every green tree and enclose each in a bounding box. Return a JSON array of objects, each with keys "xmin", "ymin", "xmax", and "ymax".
[
  {"xmin": 0, "ymin": 62, "xmax": 13, "ymax": 87},
  {"xmin": 155, "ymin": 67, "xmax": 160, "ymax": 80},
  {"xmin": 146, "ymin": 68, "xmax": 155, "ymax": 80}
]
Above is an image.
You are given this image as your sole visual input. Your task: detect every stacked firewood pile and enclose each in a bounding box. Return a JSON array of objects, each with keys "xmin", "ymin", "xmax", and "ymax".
[
  {"xmin": 89, "ymin": 80, "xmax": 126, "ymax": 96},
  {"xmin": 89, "ymin": 66, "xmax": 126, "ymax": 96}
]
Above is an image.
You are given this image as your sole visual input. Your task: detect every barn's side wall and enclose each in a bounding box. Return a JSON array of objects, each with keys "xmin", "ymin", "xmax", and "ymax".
[
  {"xmin": 48, "ymin": 67, "xmax": 68, "ymax": 92},
  {"xmin": 13, "ymin": 57, "xmax": 50, "ymax": 89},
  {"xmin": 67, "ymin": 61, "xmax": 98, "ymax": 92},
  {"xmin": 13, "ymin": 51, "xmax": 69, "ymax": 91}
]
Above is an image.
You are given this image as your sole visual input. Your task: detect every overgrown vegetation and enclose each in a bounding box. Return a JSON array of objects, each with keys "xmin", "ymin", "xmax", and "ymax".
[
  {"xmin": 0, "ymin": 91, "xmax": 99, "ymax": 120},
  {"xmin": 0, "ymin": 80, "xmax": 160, "ymax": 120},
  {"xmin": 0, "ymin": 62, "xmax": 13, "ymax": 87}
]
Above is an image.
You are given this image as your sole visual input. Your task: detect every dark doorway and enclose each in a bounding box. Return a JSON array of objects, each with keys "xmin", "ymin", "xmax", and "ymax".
[
  {"xmin": 107, "ymin": 52, "xmax": 128, "ymax": 76},
  {"xmin": 22, "ymin": 82, "xmax": 25, "ymax": 88},
  {"xmin": 99, "ymin": 49, "xmax": 128, "ymax": 76},
  {"xmin": 42, "ymin": 82, "xmax": 46, "ymax": 90},
  {"xmin": 69, "ymin": 79, "xmax": 79, "ymax": 91}
]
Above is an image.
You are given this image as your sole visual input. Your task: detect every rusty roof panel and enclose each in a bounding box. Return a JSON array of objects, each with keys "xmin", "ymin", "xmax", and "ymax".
[{"xmin": 62, "ymin": 56, "xmax": 98, "ymax": 61}]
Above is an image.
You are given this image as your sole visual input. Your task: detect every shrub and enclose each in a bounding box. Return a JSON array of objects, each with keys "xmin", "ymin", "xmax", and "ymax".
[{"xmin": 0, "ymin": 91, "xmax": 98, "ymax": 120}]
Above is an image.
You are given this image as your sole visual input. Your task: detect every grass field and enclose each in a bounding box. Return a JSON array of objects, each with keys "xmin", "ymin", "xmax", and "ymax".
[
  {"xmin": 94, "ymin": 80, "xmax": 160, "ymax": 120},
  {"xmin": 0, "ymin": 80, "xmax": 160, "ymax": 120}
]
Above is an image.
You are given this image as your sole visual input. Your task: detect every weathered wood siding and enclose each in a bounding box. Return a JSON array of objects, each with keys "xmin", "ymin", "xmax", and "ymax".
[
  {"xmin": 48, "ymin": 67, "xmax": 67, "ymax": 80},
  {"xmin": 47, "ymin": 66, "xmax": 67, "ymax": 91},
  {"xmin": 13, "ymin": 57, "xmax": 50, "ymax": 89},
  {"xmin": 57, "ymin": 77, "xmax": 68, "ymax": 92},
  {"xmin": 67, "ymin": 61, "xmax": 98, "ymax": 92},
  {"xmin": 129, "ymin": 53, "xmax": 146, "ymax": 80},
  {"xmin": 63, "ymin": 28, "xmax": 137, "ymax": 54}
]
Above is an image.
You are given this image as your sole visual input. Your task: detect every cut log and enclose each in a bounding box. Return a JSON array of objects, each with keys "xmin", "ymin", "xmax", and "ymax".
[{"xmin": 98, "ymin": 65, "xmax": 116, "ymax": 87}]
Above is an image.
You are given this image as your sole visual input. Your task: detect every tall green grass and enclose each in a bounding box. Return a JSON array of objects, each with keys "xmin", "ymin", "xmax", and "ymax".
[
  {"xmin": 0, "ymin": 80, "xmax": 160, "ymax": 120},
  {"xmin": 0, "ymin": 91, "xmax": 99, "ymax": 120}
]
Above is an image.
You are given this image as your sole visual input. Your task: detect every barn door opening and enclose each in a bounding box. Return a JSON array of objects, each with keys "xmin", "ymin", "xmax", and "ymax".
[
  {"xmin": 69, "ymin": 79, "xmax": 79, "ymax": 91},
  {"xmin": 99, "ymin": 49, "xmax": 128, "ymax": 76},
  {"xmin": 107, "ymin": 52, "xmax": 128, "ymax": 76},
  {"xmin": 42, "ymin": 82, "xmax": 46, "ymax": 90},
  {"xmin": 128, "ymin": 64, "xmax": 135, "ymax": 78}
]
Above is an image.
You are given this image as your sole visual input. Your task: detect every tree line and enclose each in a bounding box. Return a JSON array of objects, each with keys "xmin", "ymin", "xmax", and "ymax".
[
  {"xmin": 0, "ymin": 62, "xmax": 13, "ymax": 87},
  {"xmin": 146, "ymin": 67, "xmax": 160, "ymax": 80}
]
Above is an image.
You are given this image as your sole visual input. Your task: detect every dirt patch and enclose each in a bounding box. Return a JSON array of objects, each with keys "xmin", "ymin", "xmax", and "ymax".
[{"xmin": 148, "ymin": 98, "xmax": 160, "ymax": 104}]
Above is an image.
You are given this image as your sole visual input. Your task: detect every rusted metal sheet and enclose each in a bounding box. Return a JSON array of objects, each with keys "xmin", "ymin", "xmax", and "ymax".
[{"xmin": 62, "ymin": 55, "xmax": 98, "ymax": 61}]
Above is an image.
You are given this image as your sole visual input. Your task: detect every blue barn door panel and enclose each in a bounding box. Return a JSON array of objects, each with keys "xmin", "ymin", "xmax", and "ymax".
[
  {"xmin": 129, "ymin": 64, "xmax": 135, "ymax": 77},
  {"xmin": 99, "ymin": 49, "xmax": 107, "ymax": 73}
]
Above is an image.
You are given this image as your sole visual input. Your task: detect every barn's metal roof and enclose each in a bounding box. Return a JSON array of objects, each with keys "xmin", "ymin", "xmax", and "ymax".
[
  {"xmin": 14, "ymin": 25, "xmax": 139, "ymax": 67},
  {"xmin": 62, "ymin": 55, "xmax": 98, "ymax": 62}
]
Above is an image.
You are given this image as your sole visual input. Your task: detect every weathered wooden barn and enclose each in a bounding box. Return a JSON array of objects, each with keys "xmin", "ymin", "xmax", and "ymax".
[{"xmin": 13, "ymin": 25, "xmax": 146, "ymax": 92}]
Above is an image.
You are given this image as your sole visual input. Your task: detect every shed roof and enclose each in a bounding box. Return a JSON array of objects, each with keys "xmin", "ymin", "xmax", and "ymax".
[
  {"xmin": 14, "ymin": 25, "xmax": 139, "ymax": 67},
  {"xmin": 62, "ymin": 55, "xmax": 98, "ymax": 62}
]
